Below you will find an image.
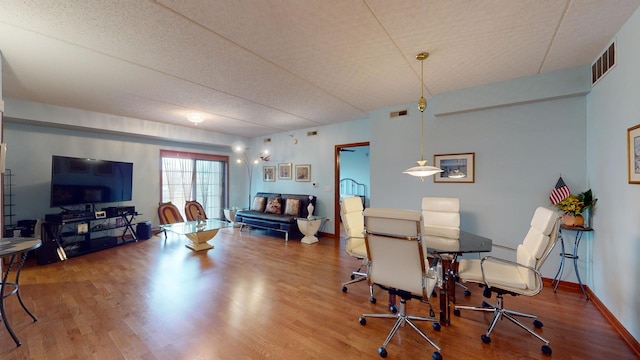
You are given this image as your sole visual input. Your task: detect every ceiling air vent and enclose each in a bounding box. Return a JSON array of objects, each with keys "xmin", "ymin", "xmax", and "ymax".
[
  {"xmin": 592, "ymin": 40, "xmax": 616, "ymax": 86},
  {"xmin": 389, "ymin": 109, "xmax": 409, "ymax": 119},
  {"xmin": 307, "ymin": 131, "xmax": 317, "ymax": 136}
]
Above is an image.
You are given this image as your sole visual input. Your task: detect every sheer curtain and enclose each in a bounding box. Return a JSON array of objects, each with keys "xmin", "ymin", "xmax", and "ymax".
[
  {"xmin": 195, "ymin": 159, "xmax": 225, "ymax": 219},
  {"xmin": 161, "ymin": 151, "xmax": 228, "ymax": 220}
]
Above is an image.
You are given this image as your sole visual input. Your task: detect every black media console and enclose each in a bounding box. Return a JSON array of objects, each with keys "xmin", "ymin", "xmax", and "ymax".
[{"xmin": 38, "ymin": 206, "xmax": 139, "ymax": 264}]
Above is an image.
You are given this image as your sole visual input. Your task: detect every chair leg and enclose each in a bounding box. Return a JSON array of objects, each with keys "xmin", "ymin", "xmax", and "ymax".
[
  {"xmin": 359, "ymin": 298, "xmax": 441, "ymax": 357},
  {"xmin": 454, "ymin": 293, "xmax": 551, "ymax": 349},
  {"xmin": 341, "ymin": 260, "xmax": 369, "ymax": 292}
]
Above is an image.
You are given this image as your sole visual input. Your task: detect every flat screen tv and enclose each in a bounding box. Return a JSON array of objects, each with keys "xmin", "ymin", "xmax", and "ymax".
[{"xmin": 50, "ymin": 155, "xmax": 133, "ymax": 208}]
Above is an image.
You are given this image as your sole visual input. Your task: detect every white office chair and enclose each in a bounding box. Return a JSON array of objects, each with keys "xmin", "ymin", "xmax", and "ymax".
[
  {"xmin": 454, "ymin": 206, "xmax": 560, "ymax": 355},
  {"xmin": 422, "ymin": 197, "xmax": 470, "ymax": 297},
  {"xmin": 340, "ymin": 197, "xmax": 374, "ymax": 297},
  {"xmin": 358, "ymin": 208, "xmax": 442, "ymax": 360}
]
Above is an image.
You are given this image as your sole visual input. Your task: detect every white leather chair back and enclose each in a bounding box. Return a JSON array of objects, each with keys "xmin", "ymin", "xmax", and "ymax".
[
  {"xmin": 341, "ymin": 196, "xmax": 364, "ymax": 239},
  {"xmin": 516, "ymin": 206, "xmax": 559, "ymax": 289},
  {"xmin": 422, "ymin": 197, "xmax": 460, "ymax": 238},
  {"xmin": 422, "ymin": 197, "xmax": 460, "ymax": 253},
  {"xmin": 363, "ymin": 208, "xmax": 436, "ymax": 297},
  {"xmin": 341, "ymin": 196, "xmax": 366, "ymax": 257}
]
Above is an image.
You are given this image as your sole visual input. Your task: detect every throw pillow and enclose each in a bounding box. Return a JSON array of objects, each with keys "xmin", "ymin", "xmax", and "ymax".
[
  {"xmin": 284, "ymin": 198, "xmax": 301, "ymax": 217},
  {"xmin": 251, "ymin": 196, "xmax": 266, "ymax": 212},
  {"xmin": 265, "ymin": 197, "xmax": 282, "ymax": 214}
]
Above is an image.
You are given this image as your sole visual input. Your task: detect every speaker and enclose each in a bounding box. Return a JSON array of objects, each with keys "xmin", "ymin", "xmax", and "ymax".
[
  {"xmin": 36, "ymin": 238, "xmax": 61, "ymax": 265},
  {"xmin": 136, "ymin": 221, "xmax": 152, "ymax": 240},
  {"xmin": 102, "ymin": 207, "xmax": 117, "ymax": 217}
]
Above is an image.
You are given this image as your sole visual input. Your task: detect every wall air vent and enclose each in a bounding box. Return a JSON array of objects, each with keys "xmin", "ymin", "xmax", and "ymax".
[
  {"xmin": 263, "ymin": 137, "xmax": 271, "ymax": 143},
  {"xmin": 592, "ymin": 40, "xmax": 616, "ymax": 86},
  {"xmin": 389, "ymin": 109, "xmax": 409, "ymax": 119},
  {"xmin": 307, "ymin": 131, "xmax": 318, "ymax": 136}
]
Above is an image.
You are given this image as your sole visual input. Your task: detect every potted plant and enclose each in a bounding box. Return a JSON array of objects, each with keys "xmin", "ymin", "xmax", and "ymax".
[{"xmin": 555, "ymin": 189, "xmax": 597, "ymax": 227}]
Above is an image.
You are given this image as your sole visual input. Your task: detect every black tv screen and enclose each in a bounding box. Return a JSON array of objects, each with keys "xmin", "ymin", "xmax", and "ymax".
[{"xmin": 50, "ymin": 155, "xmax": 133, "ymax": 208}]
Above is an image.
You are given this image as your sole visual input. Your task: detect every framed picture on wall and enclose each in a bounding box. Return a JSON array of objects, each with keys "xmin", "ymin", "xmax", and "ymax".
[
  {"xmin": 263, "ymin": 166, "xmax": 276, "ymax": 182},
  {"xmin": 434, "ymin": 153, "xmax": 475, "ymax": 183},
  {"xmin": 627, "ymin": 124, "xmax": 640, "ymax": 184},
  {"xmin": 295, "ymin": 164, "xmax": 311, "ymax": 182},
  {"xmin": 278, "ymin": 163, "xmax": 292, "ymax": 180}
]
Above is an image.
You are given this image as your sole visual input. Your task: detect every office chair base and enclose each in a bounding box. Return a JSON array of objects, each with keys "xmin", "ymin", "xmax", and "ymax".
[
  {"xmin": 341, "ymin": 272, "xmax": 367, "ymax": 292},
  {"xmin": 359, "ymin": 298, "xmax": 441, "ymax": 358},
  {"xmin": 454, "ymin": 294, "xmax": 551, "ymax": 354}
]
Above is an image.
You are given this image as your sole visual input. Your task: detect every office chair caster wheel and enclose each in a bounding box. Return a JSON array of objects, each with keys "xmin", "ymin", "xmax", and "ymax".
[
  {"xmin": 481, "ymin": 301, "xmax": 492, "ymax": 308},
  {"xmin": 350, "ymin": 274, "xmax": 356, "ymax": 280},
  {"xmin": 453, "ymin": 309, "xmax": 461, "ymax": 316},
  {"xmin": 359, "ymin": 317, "xmax": 366, "ymax": 325},
  {"xmin": 378, "ymin": 347, "xmax": 387, "ymax": 358},
  {"xmin": 342, "ymin": 286, "xmax": 347, "ymax": 292},
  {"xmin": 533, "ymin": 319, "xmax": 544, "ymax": 328},
  {"xmin": 541, "ymin": 345, "xmax": 552, "ymax": 355},
  {"xmin": 432, "ymin": 351, "xmax": 443, "ymax": 360},
  {"xmin": 430, "ymin": 309, "xmax": 435, "ymax": 317},
  {"xmin": 483, "ymin": 287, "xmax": 492, "ymax": 298},
  {"xmin": 369, "ymin": 297, "xmax": 376, "ymax": 304},
  {"xmin": 389, "ymin": 304, "xmax": 398, "ymax": 313},
  {"xmin": 432, "ymin": 322, "xmax": 441, "ymax": 331},
  {"xmin": 481, "ymin": 334, "xmax": 491, "ymax": 343},
  {"xmin": 464, "ymin": 289, "xmax": 471, "ymax": 296}
]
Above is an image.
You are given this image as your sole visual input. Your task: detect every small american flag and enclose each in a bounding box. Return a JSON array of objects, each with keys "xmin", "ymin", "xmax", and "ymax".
[{"xmin": 549, "ymin": 177, "xmax": 570, "ymax": 205}]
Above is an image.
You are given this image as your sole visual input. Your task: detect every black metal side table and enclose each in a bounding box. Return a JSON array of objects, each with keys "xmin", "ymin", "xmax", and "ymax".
[
  {"xmin": 0, "ymin": 237, "xmax": 42, "ymax": 346},
  {"xmin": 551, "ymin": 225, "xmax": 592, "ymax": 300}
]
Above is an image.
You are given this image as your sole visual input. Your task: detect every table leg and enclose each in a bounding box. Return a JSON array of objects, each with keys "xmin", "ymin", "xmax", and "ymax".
[
  {"xmin": 1, "ymin": 254, "xmax": 36, "ymax": 347},
  {"xmin": 573, "ymin": 232, "xmax": 589, "ymax": 300},
  {"xmin": 551, "ymin": 234, "xmax": 566, "ymax": 292},
  {"xmin": 438, "ymin": 259, "xmax": 453, "ymax": 325},
  {"xmin": 185, "ymin": 229, "xmax": 218, "ymax": 251}
]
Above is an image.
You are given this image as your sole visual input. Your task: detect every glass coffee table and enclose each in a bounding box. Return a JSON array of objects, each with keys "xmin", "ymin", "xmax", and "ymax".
[{"xmin": 160, "ymin": 219, "xmax": 231, "ymax": 251}]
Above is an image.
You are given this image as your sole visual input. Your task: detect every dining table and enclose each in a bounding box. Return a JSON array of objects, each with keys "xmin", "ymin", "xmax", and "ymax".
[{"xmin": 427, "ymin": 230, "xmax": 493, "ymax": 325}]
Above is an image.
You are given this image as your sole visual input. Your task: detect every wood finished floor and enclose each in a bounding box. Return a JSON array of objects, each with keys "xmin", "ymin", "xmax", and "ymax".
[{"xmin": 1, "ymin": 228, "xmax": 637, "ymax": 359}]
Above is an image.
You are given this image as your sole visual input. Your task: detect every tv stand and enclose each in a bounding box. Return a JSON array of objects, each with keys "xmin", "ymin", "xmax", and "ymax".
[{"xmin": 39, "ymin": 208, "xmax": 139, "ymax": 264}]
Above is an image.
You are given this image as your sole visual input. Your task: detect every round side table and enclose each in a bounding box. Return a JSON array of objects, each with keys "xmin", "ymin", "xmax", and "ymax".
[{"xmin": 297, "ymin": 217, "xmax": 326, "ymax": 244}]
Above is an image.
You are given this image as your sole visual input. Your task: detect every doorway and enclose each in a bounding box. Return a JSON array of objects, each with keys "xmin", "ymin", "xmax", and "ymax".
[{"xmin": 334, "ymin": 142, "xmax": 370, "ymax": 239}]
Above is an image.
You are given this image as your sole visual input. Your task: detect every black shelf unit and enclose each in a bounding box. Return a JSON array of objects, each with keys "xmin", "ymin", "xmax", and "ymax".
[
  {"xmin": 3, "ymin": 169, "xmax": 15, "ymax": 228},
  {"xmin": 39, "ymin": 210, "xmax": 138, "ymax": 264}
]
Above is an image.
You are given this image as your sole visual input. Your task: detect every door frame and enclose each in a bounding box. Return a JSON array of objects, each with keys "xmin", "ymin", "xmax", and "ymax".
[{"xmin": 334, "ymin": 141, "xmax": 370, "ymax": 239}]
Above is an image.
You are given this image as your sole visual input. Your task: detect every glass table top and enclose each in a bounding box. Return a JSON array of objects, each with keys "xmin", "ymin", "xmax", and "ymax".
[
  {"xmin": 296, "ymin": 216, "xmax": 326, "ymax": 222},
  {"xmin": 160, "ymin": 219, "xmax": 231, "ymax": 235},
  {"xmin": 426, "ymin": 230, "xmax": 492, "ymax": 254}
]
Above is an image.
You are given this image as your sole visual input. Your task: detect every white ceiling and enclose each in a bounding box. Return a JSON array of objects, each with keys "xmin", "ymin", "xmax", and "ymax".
[{"xmin": 1, "ymin": 0, "xmax": 638, "ymax": 138}]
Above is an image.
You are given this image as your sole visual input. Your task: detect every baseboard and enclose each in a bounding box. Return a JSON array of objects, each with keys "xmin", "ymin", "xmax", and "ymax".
[
  {"xmin": 542, "ymin": 277, "xmax": 640, "ymax": 357},
  {"xmin": 318, "ymin": 231, "xmax": 337, "ymax": 239}
]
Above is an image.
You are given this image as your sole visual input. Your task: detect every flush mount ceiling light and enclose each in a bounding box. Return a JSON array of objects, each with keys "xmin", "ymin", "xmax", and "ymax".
[
  {"xmin": 187, "ymin": 113, "xmax": 204, "ymax": 125},
  {"xmin": 403, "ymin": 52, "xmax": 443, "ymax": 181}
]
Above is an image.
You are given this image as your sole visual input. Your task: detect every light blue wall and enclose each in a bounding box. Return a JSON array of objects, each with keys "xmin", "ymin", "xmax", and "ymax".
[
  {"xmin": 2, "ymin": 10, "xmax": 640, "ymax": 340},
  {"xmin": 3, "ymin": 121, "xmax": 241, "ymax": 227},
  {"xmin": 241, "ymin": 118, "xmax": 371, "ymax": 230},
  {"xmin": 586, "ymin": 6, "xmax": 640, "ymax": 342},
  {"xmin": 371, "ymin": 88, "xmax": 587, "ymax": 282}
]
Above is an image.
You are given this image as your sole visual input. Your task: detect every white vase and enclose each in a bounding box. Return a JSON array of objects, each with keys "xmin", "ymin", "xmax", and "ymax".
[{"xmin": 307, "ymin": 203, "xmax": 314, "ymax": 220}]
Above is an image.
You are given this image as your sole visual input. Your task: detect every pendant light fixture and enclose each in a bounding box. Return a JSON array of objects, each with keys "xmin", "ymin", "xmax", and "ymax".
[
  {"xmin": 187, "ymin": 113, "xmax": 204, "ymax": 125},
  {"xmin": 403, "ymin": 52, "xmax": 443, "ymax": 180}
]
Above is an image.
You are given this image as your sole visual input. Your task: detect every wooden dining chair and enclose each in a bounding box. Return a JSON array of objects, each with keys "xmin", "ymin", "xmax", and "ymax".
[
  {"xmin": 185, "ymin": 200, "xmax": 207, "ymax": 222},
  {"xmin": 158, "ymin": 202, "xmax": 184, "ymax": 238}
]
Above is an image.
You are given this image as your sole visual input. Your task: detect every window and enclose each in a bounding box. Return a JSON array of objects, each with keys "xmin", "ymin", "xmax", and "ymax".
[{"xmin": 160, "ymin": 150, "xmax": 228, "ymax": 220}]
